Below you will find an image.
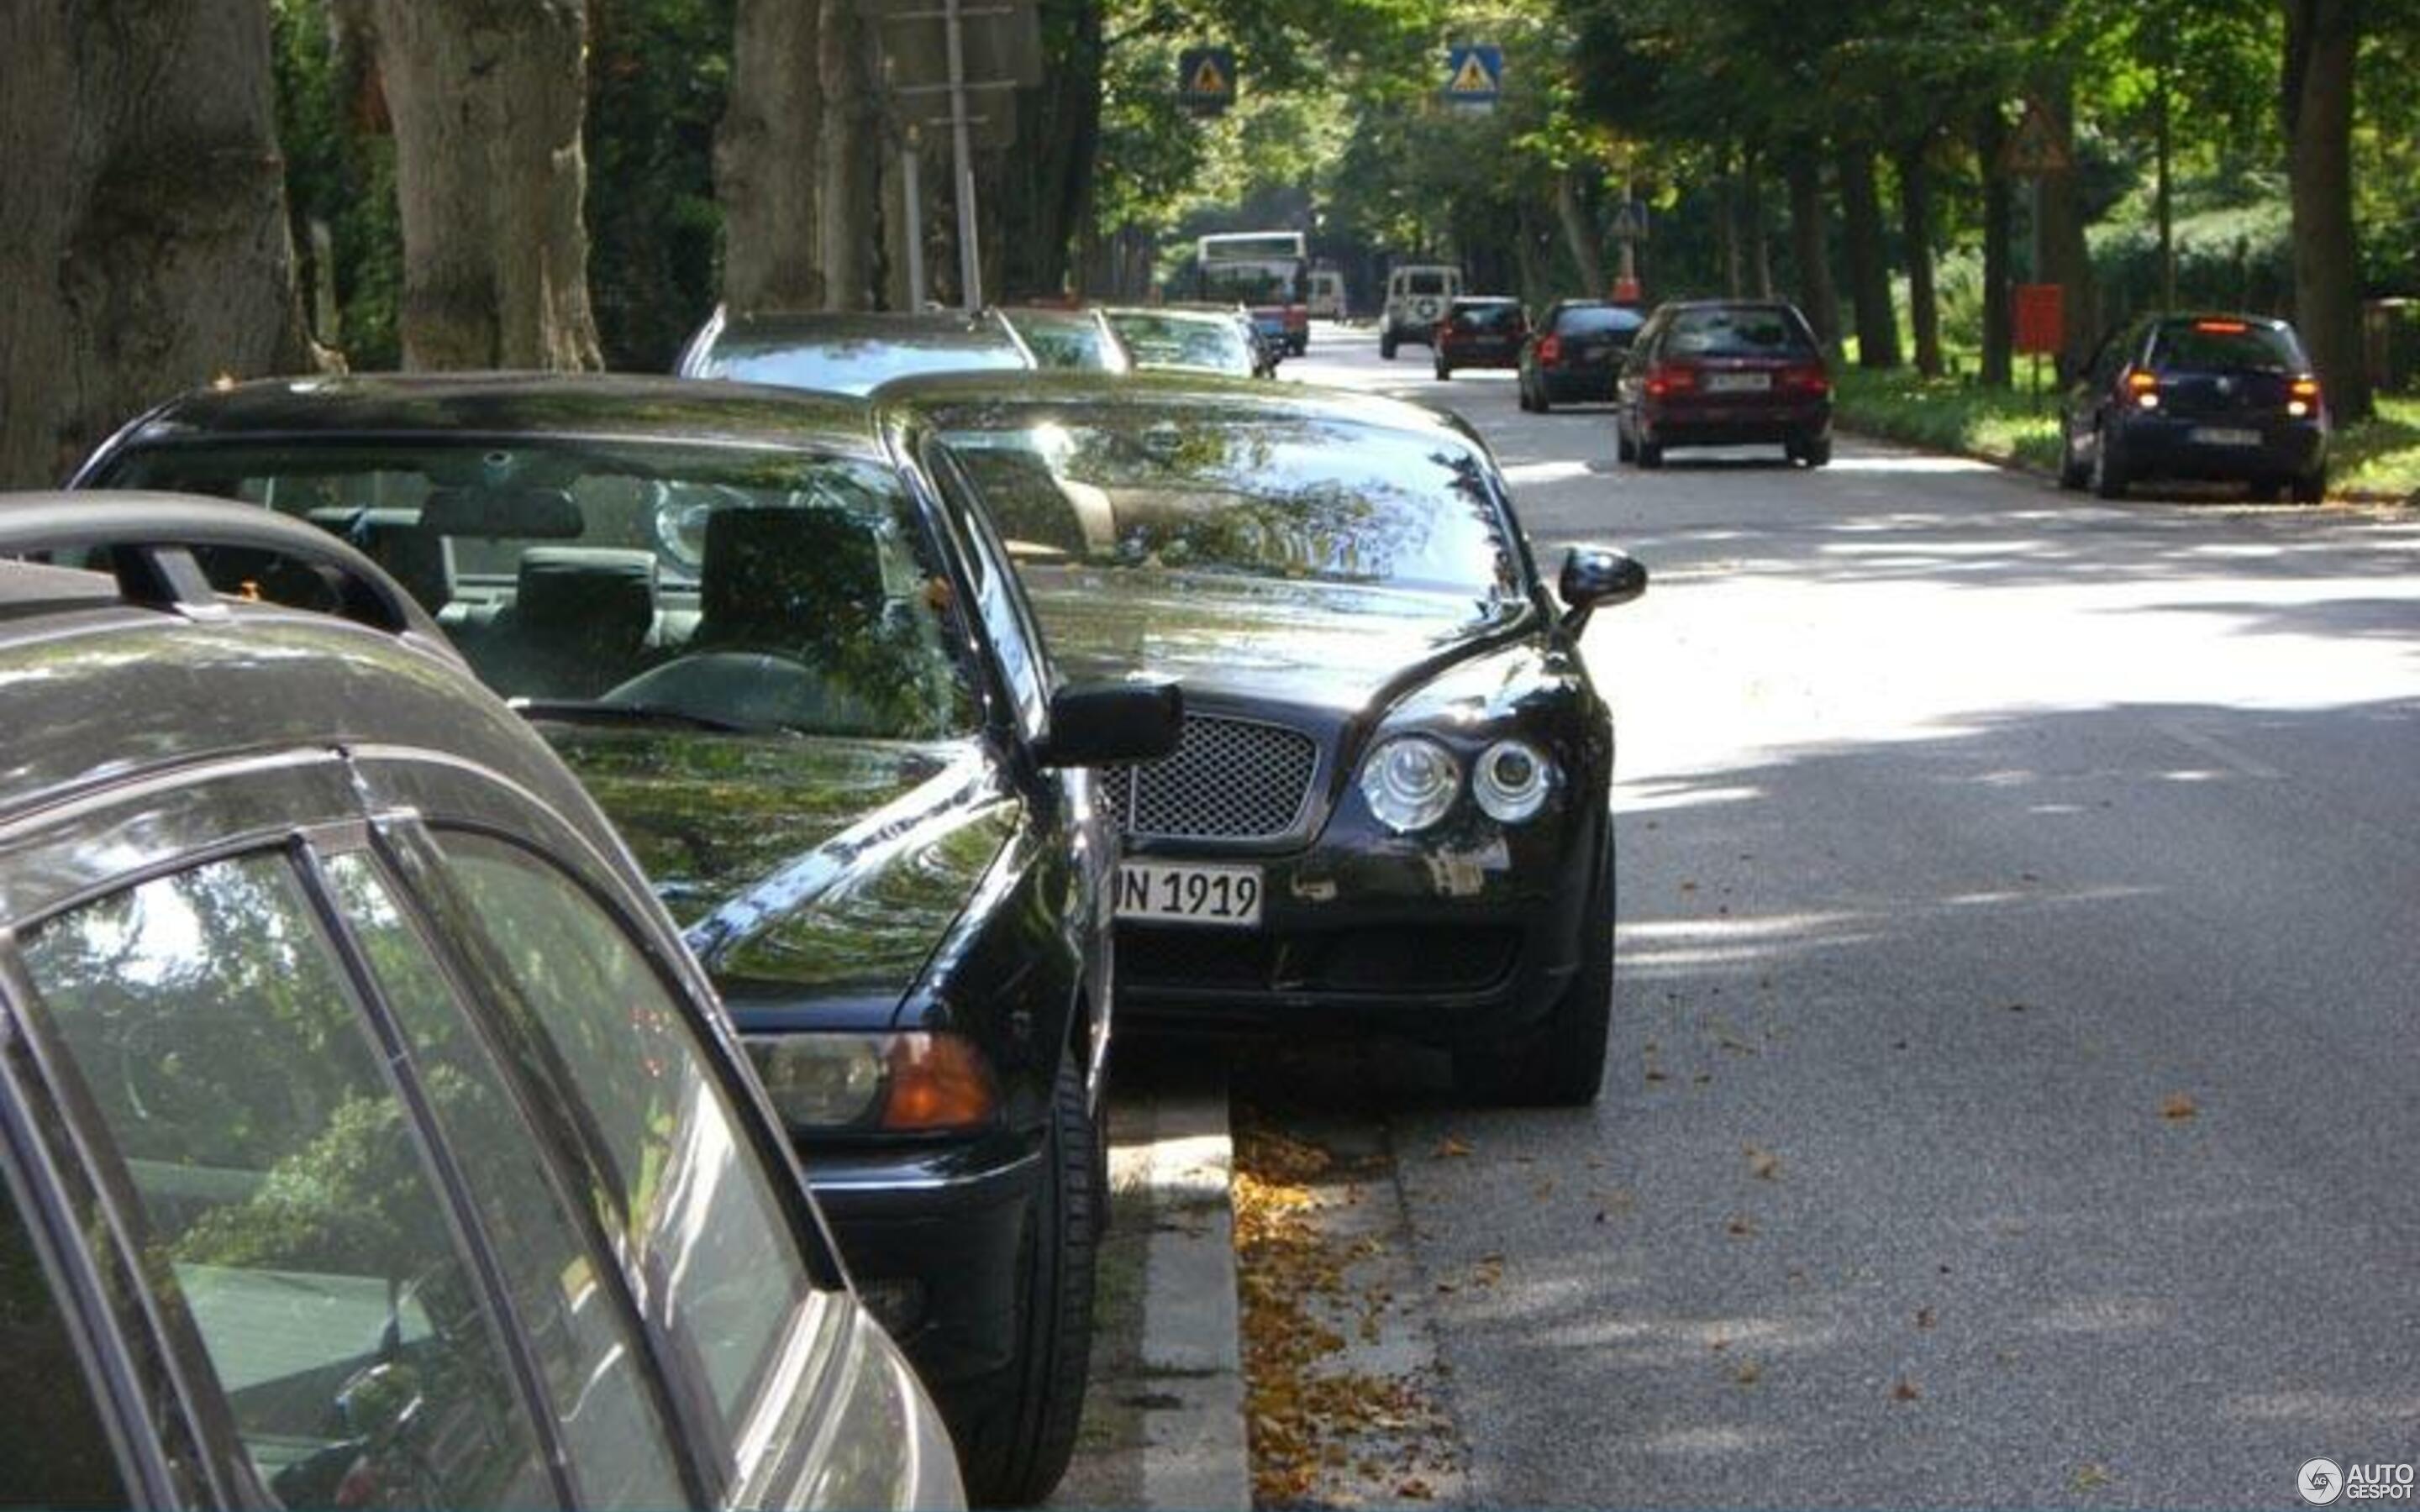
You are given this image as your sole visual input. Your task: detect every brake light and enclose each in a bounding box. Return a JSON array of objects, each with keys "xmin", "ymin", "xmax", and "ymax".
[
  {"xmin": 2288, "ymin": 375, "xmax": 2320, "ymax": 417},
  {"xmin": 2192, "ymin": 319, "xmax": 2249, "ymax": 333},
  {"xmin": 2123, "ymin": 366, "xmax": 2160, "ymax": 408},
  {"xmin": 1645, "ymin": 364, "xmax": 1697, "ymax": 398},
  {"xmin": 1781, "ymin": 364, "xmax": 1830, "ymax": 395},
  {"xmin": 1538, "ymin": 334, "xmax": 1563, "ymax": 365}
]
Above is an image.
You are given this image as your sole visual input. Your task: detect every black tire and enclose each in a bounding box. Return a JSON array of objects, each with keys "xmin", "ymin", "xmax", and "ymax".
[
  {"xmin": 2292, "ymin": 468, "xmax": 2327, "ymax": 504},
  {"xmin": 2090, "ymin": 425, "xmax": 2128, "ymax": 499},
  {"xmin": 1636, "ymin": 437, "xmax": 1664, "ymax": 470},
  {"xmin": 1455, "ymin": 839, "xmax": 1614, "ymax": 1107},
  {"xmin": 1435, "ymin": 358, "xmax": 1452, "ymax": 380},
  {"xmin": 2056, "ymin": 423, "xmax": 2090, "ymax": 490},
  {"xmin": 2249, "ymin": 477, "xmax": 2285, "ymax": 503},
  {"xmin": 1534, "ymin": 386, "xmax": 1553, "ymax": 414},
  {"xmin": 1381, "ymin": 333, "xmax": 1398, "ymax": 360},
  {"xmin": 1795, "ymin": 436, "xmax": 1832, "ymax": 468},
  {"xmin": 1615, "ymin": 419, "xmax": 1636, "ymax": 462},
  {"xmin": 954, "ymin": 1050, "xmax": 1098, "ymax": 1506}
]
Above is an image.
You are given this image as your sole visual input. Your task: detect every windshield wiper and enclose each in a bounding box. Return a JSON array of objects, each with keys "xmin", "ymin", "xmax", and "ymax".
[{"xmin": 508, "ymin": 698, "xmax": 780, "ymax": 736}]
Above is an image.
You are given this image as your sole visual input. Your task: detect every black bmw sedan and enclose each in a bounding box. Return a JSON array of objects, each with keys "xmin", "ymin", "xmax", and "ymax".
[
  {"xmin": 74, "ymin": 375, "xmax": 1178, "ymax": 1505},
  {"xmin": 879, "ymin": 375, "xmax": 1649, "ymax": 1105}
]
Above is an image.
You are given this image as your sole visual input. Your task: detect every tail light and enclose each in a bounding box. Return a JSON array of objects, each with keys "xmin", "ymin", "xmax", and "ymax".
[
  {"xmin": 2287, "ymin": 375, "xmax": 2321, "ymax": 418},
  {"xmin": 1537, "ymin": 334, "xmax": 1564, "ymax": 365},
  {"xmin": 1644, "ymin": 363, "xmax": 1697, "ymax": 399},
  {"xmin": 1780, "ymin": 364, "xmax": 1830, "ymax": 395},
  {"xmin": 2123, "ymin": 366, "xmax": 2160, "ymax": 408}
]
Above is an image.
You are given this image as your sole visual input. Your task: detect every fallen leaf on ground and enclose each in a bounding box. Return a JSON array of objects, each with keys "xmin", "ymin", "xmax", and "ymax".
[
  {"xmin": 1891, "ymin": 1377, "xmax": 1922, "ymax": 1402},
  {"xmin": 1434, "ymin": 1136, "xmax": 1473, "ymax": 1158},
  {"xmin": 1916, "ymin": 1307, "xmax": 1937, "ymax": 1330},
  {"xmin": 2071, "ymin": 1462, "xmax": 2113, "ymax": 1491},
  {"xmin": 1745, "ymin": 1147, "xmax": 1781, "ymax": 1180},
  {"xmin": 1734, "ymin": 1358, "xmax": 1763, "ymax": 1385},
  {"xmin": 1726, "ymin": 1215, "xmax": 1757, "ymax": 1238},
  {"xmin": 2160, "ymin": 1093, "xmax": 2199, "ymax": 1120}
]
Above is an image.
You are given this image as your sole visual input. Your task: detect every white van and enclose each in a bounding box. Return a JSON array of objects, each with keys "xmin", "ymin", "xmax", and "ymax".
[{"xmin": 1381, "ymin": 265, "xmax": 1465, "ymax": 358}]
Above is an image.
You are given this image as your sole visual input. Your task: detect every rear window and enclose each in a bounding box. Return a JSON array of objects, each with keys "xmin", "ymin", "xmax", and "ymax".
[
  {"xmin": 1662, "ymin": 306, "xmax": 1814, "ymax": 357},
  {"xmin": 1558, "ymin": 307, "xmax": 1644, "ymax": 339},
  {"xmin": 1399, "ymin": 272, "xmax": 1450, "ymax": 296},
  {"xmin": 698, "ymin": 337, "xmax": 1027, "ymax": 396},
  {"xmin": 2151, "ymin": 321, "xmax": 2303, "ymax": 374},
  {"xmin": 1450, "ymin": 302, "xmax": 1522, "ymax": 332}
]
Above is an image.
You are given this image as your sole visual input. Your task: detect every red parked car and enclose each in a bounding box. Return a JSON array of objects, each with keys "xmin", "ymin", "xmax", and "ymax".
[
  {"xmin": 1615, "ymin": 300, "xmax": 1833, "ymax": 467},
  {"xmin": 1434, "ymin": 297, "xmax": 1529, "ymax": 380}
]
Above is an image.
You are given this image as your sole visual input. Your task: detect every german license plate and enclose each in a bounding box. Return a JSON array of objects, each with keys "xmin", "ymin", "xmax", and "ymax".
[
  {"xmin": 2191, "ymin": 426, "xmax": 2260, "ymax": 446},
  {"xmin": 1706, "ymin": 371, "xmax": 1770, "ymax": 393},
  {"xmin": 1117, "ymin": 861, "xmax": 1263, "ymax": 927}
]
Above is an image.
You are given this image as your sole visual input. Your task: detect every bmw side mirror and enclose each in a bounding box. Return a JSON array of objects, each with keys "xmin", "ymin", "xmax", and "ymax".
[
  {"xmin": 1559, "ymin": 547, "xmax": 1648, "ymax": 634},
  {"xmin": 1036, "ymin": 680, "xmax": 1183, "ymax": 768}
]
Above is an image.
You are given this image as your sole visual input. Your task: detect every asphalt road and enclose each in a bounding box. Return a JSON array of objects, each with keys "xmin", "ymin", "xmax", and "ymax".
[{"xmin": 1224, "ymin": 323, "xmax": 2420, "ymax": 1507}]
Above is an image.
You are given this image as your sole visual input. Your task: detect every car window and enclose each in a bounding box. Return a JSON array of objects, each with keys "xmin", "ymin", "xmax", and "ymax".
[
  {"xmin": 1557, "ymin": 307, "xmax": 1641, "ymax": 339},
  {"xmin": 431, "ymin": 831, "xmax": 822, "ymax": 1449},
  {"xmin": 2150, "ymin": 320, "xmax": 2302, "ymax": 373},
  {"xmin": 938, "ymin": 412, "xmax": 1519, "ymax": 606},
  {"xmin": 1108, "ymin": 313, "xmax": 1253, "ymax": 375},
  {"xmin": 0, "ymin": 1164, "xmax": 131, "ymax": 1509},
  {"xmin": 1662, "ymin": 306, "xmax": 1814, "ymax": 357},
  {"xmin": 1451, "ymin": 303, "xmax": 1522, "ymax": 331},
  {"xmin": 922, "ymin": 443, "xmax": 1052, "ymax": 736},
  {"xmin": 320, "ymin": 850, "xmax": 691, "ymax": 1508},
  {"xmin": 101, "ymin": 441, "xmax": 981, "ymax": 742},
  {"xmin": 1400, "ymin": 272, "xmax": 1449, "ymax": 297},
  {"xmin": 15, "ymin": 853, "xmax": 556, "ymax": 1508},
  {"xmin": 695, "ymin": 337, "xmax": 1028, "ymax": 395}
]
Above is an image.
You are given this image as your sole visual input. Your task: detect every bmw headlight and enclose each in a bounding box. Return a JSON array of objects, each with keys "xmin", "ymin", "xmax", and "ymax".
[
  {"xmin": 1359, "ymin": 737, "xmax": 1461, "ymax": 833},
  {"xmin": 744, "ymin": 1032, "xmax": 999, "ymax": 1133},
  {"xmin": 1472, "ymin": 739, "xmax": 1555, "ymax": 823}
]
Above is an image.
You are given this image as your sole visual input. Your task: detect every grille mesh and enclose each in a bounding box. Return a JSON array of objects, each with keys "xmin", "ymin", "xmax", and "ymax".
[{"xmin": 1107, "ymin": 715, "xmax": 1317, "ymax": 839}]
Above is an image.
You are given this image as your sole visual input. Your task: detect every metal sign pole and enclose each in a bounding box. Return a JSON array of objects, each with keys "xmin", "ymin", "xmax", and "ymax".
[
  {"xmin": 944, "ymin": 0, "xmax": 982, "ymax": 313},
  {"xmin": 902, "ymin": 136, "xmax": 927, "ymax": 309}
]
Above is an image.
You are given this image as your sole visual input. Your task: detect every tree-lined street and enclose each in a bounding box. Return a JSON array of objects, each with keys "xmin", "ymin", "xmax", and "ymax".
[{"xmin": 1215, "ymin": 333, "xmax": 2420, "ymax": 1507}]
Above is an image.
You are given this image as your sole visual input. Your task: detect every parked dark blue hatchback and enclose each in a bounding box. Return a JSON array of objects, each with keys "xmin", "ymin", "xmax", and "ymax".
[{"xmin": 2059, "ymin": 312, "xmax": 2330, "ymax": 501}]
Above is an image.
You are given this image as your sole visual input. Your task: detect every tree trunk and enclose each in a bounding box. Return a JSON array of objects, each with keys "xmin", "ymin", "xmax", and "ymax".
[
  {"xmin": 1783, "ymin": 145, "xmax": 1840, "ymax": 351},
  {"xmin": 1975, "ymin": 103, "xmax": 2014, "ymax": 387},
  {"xmin": 1555, "ymin": 170, "xmax": 1606, "ymax": 297},
  {"xmin": 1744, "ymin": 148, "xmax": 1773, "ymax": 297},
  {"xmin": 998, "ymin": 0, "xmax": 1104, "ymax": 300},
  {"xmin": 2283, "ymin": 0, "xmax": 2372, "ymax": 422},
  {"xmin": 1836, "ymin": 140, "xmax": 1900, "ymax": 368},
  {"xmin": 360, "ymin": 0, "xmax": 601, "ymax": 370},
  {"xmin": 1717, "ymin": 143, "xmax": 1742, "ymax": 297},
  {"xmin": 2033, "ymin": 77, "xmax": 2096, "ymax": 372},
  {"xmin": 720, "ymin": 0, "xmax": 826, "ymax": 312},
  {"xmin": 1897, "ymin": 137, "xmax": 1943, "ymax": 378},
  {"xmin": 819, "ymin": 6, "xmax": 882, "ymax": 311},
  {"xmin": 0, "ymin": 0, "xmax": 317, "ymax": 488}
]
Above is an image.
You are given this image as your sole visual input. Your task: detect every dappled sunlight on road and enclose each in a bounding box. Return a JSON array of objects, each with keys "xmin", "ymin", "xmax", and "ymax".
[{"xmin": 1814, "ymin": 454, "xmax": 2002, "ymax": 475}]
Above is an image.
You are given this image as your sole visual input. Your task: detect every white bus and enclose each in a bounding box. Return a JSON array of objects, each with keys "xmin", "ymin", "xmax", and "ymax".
[{"xmin": 1194, "ymin": 231, "xmax": 1310, "ymax": 355}]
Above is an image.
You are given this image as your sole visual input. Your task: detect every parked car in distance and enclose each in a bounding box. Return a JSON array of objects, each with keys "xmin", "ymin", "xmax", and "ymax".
[
  {"xmin": 883, "ymin": 373, "xmax": 1649, "ymax": 1106},
  {"xmin": 677, "ymin": 307, "xmax": 1036, "ymax": 395},
  {"xmin": 1519, "ymin": 300, "xmax": 1647, "ymax": 412},
  {"xmin": 1307, "ymin": 269, "xmax": 1350, "ymax": 321},
  {"xmin": 75, "ymin": 376, "xmax": 1186, "ymax": 1506},
  {"xmin": 2058, "ymin": 312, "xmax": 2329, "ymax": 501},
  {"xmin": 1381, "ymin": 264, "xmax": 1464, "ymax": 359},
  {"xmin": 1104, "ymin": 307, "xmax": 1269, "ymax": 379},
  {"xmin": 0, "ymin": 493, "xmax": 963, "ymax": 1511},
  {"xmin": 1000, "ymin": 306, "xmax": 1135, "ymax": 375},
  {"xmin": 1433, "ymin": 297, "xmax": 1529, "ymax": 380},
  {"xmin": 1616, "ymin": 299, "xmax": 1833, "ymax": 468}
]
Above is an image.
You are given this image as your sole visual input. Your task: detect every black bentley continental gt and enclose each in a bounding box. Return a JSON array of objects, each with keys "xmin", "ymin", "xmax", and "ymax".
[
  {"xmin": 74, "ymin": 375, "xmax": 1180, "ymax": 1505},
  {"xmin": 878, "ymin": 374, "xmax": 1649, "ymax": 1105}
]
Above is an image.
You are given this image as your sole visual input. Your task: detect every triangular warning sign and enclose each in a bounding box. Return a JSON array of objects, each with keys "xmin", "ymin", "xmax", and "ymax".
[
  {"xmin": 1191, "ymin": 56, "xmax": 1228, "ymax": 97},
  {"xmin": 1449, "ymin": 51, "xmax": 1495, "ymax": 95}
]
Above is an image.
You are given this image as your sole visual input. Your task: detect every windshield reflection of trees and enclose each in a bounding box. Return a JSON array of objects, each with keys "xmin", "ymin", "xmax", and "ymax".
[{"xmin": 942, "ymin": 412, "xmax": 1515, "ymax": 597}]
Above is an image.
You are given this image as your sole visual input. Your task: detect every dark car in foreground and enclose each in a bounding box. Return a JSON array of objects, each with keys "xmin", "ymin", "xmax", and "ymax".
[
  {"xmin": 1518, "ymin": 300, "xmax": 1646, "ymax": 411},
  {"xmin": 2058, "ymin": 312, "xmax": 2329, "ymax": 501},
  {"xmin": 1433, "ymin": 296, "xmax": 1528, "ymax": 380},
  {"xmin": 881, "ymin": 374, "xmax": 1649, "ymax": 1105},
  {"xmin": 1616, "ymin": 299, "xmax": 1833, "ymax": 467},
  {"xmin": 0, "ymin": 494, "xmax": 960, "ymax": 1509},
  {"xmin": 677, "ymin": 307, "xmax": 1037, "ymax": 395},
  {"xmin": 76, "ymin": 377, "xmax": 1181, "ymax": 1505}
]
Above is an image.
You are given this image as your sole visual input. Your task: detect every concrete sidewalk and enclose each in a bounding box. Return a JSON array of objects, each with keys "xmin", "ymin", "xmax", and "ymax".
[{"xmin": 1048, "ymin": 1077, "xmax": 1250, "ymax": 1512}]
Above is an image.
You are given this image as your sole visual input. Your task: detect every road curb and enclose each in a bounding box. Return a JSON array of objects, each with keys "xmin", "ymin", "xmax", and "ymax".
[{"xmin": 1053, "ymin": 1077, "xmax": 1249, "ymax": 1512}]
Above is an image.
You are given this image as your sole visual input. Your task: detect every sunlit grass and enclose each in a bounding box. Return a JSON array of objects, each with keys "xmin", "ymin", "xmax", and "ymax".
[{"xmin": 1830, "ymin": 365, "xmax": 2420, "ymax": 502}]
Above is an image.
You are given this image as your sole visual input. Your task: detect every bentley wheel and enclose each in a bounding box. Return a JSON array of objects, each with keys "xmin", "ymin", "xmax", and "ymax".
[
  {"xmin": 955, "ymin": 1049, "xmax": 1098, "ymax": 1506},
  {"xmin": 1455, "ymin": 841, "xmax": 1614, "ymax": 1108}
]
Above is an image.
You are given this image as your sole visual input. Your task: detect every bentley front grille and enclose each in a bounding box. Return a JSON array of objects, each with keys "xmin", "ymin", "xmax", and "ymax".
[{"xmin": 1104, "ymin": 714, "xmax": 1318, "ymax": 840}]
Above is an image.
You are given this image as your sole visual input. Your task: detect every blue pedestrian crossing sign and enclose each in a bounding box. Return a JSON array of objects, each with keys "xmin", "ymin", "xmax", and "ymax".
[
  {"xmin": 1443, "ymin": 45, "xmax": 1503, "ymax": 104},
  {"xmin": 1179, "ymin": 47, "xmax": 1238, "ymax": 115}
]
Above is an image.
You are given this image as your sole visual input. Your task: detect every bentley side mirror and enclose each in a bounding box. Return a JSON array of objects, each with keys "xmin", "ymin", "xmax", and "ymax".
[
  {"xmin": 1035, "ymin": 680, "xmax": 1183, "ymax": 768},
  {"xmin": 1559, "ymin": 547, "xmax": 1648, "ymax": 634}
]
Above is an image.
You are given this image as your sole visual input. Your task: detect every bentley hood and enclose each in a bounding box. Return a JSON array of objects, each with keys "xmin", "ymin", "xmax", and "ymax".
[
  {"xmin": 1023, "ymin": 568, "xmax": 1523, "ymax": 711},
  {"xmin": 542, "ymin": 727, "xmax": 1018, "ymax": 1004}
]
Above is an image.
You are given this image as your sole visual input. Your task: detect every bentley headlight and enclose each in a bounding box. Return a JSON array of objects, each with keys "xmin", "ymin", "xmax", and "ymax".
[
  {"xmin": 744, "ymin": 1032, "xmax": 998, "ymax": 1132},
  {"xmin": 1359, "ymin": 737, "xmax": 1461, "ymax": 833},
  {"xmin": 1473, "ymin": 739, "xmax": 1554, "ymax": 823}
]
